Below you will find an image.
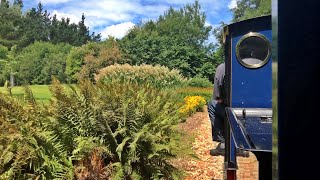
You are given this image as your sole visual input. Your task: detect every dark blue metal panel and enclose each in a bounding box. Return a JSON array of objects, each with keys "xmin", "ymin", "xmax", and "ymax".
[
  {"xmin": 226, "ymin": 107, "xmax": 272, "ymax": 151},
  {"xmin": 231, "ymin": 30, "xmax": 272, "ymax": 108},
  {"xmin": 225, "ymin": 108, "xmax": 252, "ymax": 150},
  {"xmin": 240, "ymin": 116, "xmax": 272, "ymax": 151},
  {"xmin": 223, "ymin": 16, "xmax": 273, "ymax": 179}
]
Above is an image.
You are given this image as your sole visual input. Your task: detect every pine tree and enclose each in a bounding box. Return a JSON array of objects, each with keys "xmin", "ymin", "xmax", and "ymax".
[{"xmin": 0, "ymin": 0, "xmax": 24, "ymax": 49}]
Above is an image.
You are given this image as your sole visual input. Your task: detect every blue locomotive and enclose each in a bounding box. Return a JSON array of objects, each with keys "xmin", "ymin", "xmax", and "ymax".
[{"xmin": 222, "ymin": 15, "xmax": 272, "ymax": 180}]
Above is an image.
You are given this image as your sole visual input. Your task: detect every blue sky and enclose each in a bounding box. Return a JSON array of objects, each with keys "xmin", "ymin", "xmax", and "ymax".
[{"xmin": 21, "ymin": 0, "xmax": 237, "ymax": 43}]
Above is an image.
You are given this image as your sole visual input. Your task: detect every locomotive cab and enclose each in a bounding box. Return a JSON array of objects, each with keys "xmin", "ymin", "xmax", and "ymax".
[{"xmin": 222, "ymin": 15, "xmax": 272, "ymax": 180}]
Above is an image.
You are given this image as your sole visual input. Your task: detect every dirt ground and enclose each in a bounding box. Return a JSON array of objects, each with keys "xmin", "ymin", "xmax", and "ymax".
[{"xmin": 173, "ymin": 106, "xmax": 258, "ymax": 180}]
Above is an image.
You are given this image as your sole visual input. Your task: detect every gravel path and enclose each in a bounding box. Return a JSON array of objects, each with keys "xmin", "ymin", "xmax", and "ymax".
[
  {"xmin": 173, "ymin": 106, "xmax": 258, "ymax": 180},
  {"xmin": 174, "ymin": 107, "xmax": 224, "ymax": 180}
]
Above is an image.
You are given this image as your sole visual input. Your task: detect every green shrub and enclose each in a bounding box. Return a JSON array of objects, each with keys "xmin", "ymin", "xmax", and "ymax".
[
  {"xmin": 187, "ymin": 76, "xmax": 213, "ymax": 88},
  {"xmin": 14, "ymin": 41, "xmax": 72, "ymax": 85},
  {"xmin": 0, "ymin": 87, "xmax": 73, "ymax": 179},
  {"xmin": 0, "ymin": 45, "xmax": 8, "ymax": 59},
  {"xmin": 95, "ymin": 63, "xmax": 187, "ymax": 89},
  {"xmin": 0, "ymin": 78, "xmax": 186, "ymax": 179},
  {"xmin": 49, "ymin": 79, "xmax": 185, "ymax": 179}
]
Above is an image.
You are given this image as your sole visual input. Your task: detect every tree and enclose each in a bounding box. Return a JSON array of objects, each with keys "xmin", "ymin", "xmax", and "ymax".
[
  {"xmin": 0, "ymin": 45, "xmax": 9, "ymax": 85},
  {"xmin": 231, "ymin": 0, "xmax": 271, "ymax": 22},
  {"xmin": 13, "ymin": 0, "xmax": 23, "ymax": 8},
  {"xmin": 0, "ymin": 45, "xmax": 20, "ymax": 87},
  {"xmin": 77, "ymin": 37, "xmax": 123, "ymax": 81},
  {"xmin": 210, "ymin": 0, "xmax": 271, "ymax": 80},
  {"xmin": 19, "ymin": 3, "xmax": 47, "ymax": 47},
  {"xmin": 0, "ymin": 0, "xmax": 24, "ymax": 49},
  {"xmin": 121, "ymin": 0, "xmax": 215, "ymax": 80},
  {"xmin": 76, "ymin": 14, "xmax": 90, "ymax": 45},
  {"xmin": 66, "ymin": 37, "xmax": 123, "ymax": 83},
  {"xmin": 14, "ymin": 42, "xmax": 72, "ymax": 85},
  {"xmin": 19, "ymin": 3, "xmax": 100, "ymax": 48}
]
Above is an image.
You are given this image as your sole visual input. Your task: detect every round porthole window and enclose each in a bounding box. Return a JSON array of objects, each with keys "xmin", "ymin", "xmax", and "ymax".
[{"xmin": 236, "ymin": 32, "xmax": 271, "ymax": 68}]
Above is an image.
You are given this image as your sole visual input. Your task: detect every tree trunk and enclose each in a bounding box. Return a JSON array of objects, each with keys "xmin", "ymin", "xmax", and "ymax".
[{"xmin": 10, "ymin": 72, "xmax": 14, "ymax": 87}]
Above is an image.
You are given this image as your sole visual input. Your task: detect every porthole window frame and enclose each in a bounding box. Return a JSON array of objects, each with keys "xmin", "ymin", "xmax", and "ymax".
[{"xmin": 236, "ymin": 32, "xmax": 271, "ymax": 69}]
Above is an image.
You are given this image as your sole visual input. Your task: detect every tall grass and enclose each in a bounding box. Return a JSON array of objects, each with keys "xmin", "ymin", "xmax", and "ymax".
[{"xmin": 95, "ymin": 63, "xmax": 187, "ymax": 89}]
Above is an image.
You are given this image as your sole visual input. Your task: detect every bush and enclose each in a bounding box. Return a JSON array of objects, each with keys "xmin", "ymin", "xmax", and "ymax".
[
  {"xmin": 14, "ymin": 41, "xmax": 72, "ymax": 85},
  {"xmin": 0, "ymin": 79, "xmax": 186, "ymax": 179},
  {"xmin": 187, "ymin": 76, "xmax": 212, "ymax": 88},
  {"xmin": 95, "ymin": 63, "xmax": 187, "ymax": 89},
  {"xmin": 66, "ymin": 39, "xmax": 124, "ymax": 83},
  {"xmin": 0, "ymin": 87, "xmax": 73, "ymax": 179},
  {"xmin": 179, "ymin": 95, "xmax": 206, "ymax": 118},
  {"xmin": 0, "ymin": 45, "xmax": 8, "ymax": 59},
  {"xmin": 50, "ymin": 79, "xmax": 185, "ymax": 179}
]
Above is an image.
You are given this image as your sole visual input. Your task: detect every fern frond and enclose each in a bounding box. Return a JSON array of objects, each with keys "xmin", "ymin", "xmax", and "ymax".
[{"xmin": 116, "ymin": 137, "xmax": 130, "ymax": 162}]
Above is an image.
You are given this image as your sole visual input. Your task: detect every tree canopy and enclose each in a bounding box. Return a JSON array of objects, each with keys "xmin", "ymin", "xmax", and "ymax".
[
  {"xmin": 14, "ymin": 41, "xmax": 72, "ymax": 85},
  {"xmin": 0, "ymin": 0, "xmax": 100, "ymax": 50},
  {"xmin": 66, "ymin": 37, "xmax": 124, "ymax": 83},
  {"xmin": 0, "ymin": 0, "xmax": 272, "ymax": 86},
  {"xmin": 231, "ymin": 0, "xmax": 271, "ymax": 22},
  {"xmin": 211, "ymin": 0, "xmax": 271, "ymax": 73},
  {"xmin": 120, "ymin": 1, "xmax": 217, "ymax": 81}
]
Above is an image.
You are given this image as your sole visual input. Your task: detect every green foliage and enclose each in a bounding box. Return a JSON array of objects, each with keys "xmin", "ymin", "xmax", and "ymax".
[
  {"xmin": 0, "ymin": 78, "xmax": 187, "ymax": 179},
  {"xmin": 0, "ymin": 45, "xmax": 8, "ymax": 83},
  {"xmin": 0, "ymin": 45, "xmax": 8, "ymax": 59},
  {"xmin": 48, "ymin": 13, "xmax": 101, "ymax": 47},
  {"xmin": 121, "ymin": 0, "xmax": 215, "ymax": 80},
  {"xmin": 176, "ymin": 87, "xmax": 212, "ymax": 104},
  {"xmin": 0, "ymin": 45, "xmax": 18, "ymax": 86},
  {"xmin": 0, "ymin": 86, "xmax": 73, "ymax": 179},
  {"xmin": 0, "ymin": 1, "xmax": 100, "ymax": 50},
  {"xmin": 77, "ymin": 38, "xmax": 124, "ymax": 82},
  {"xmin": 0, "ymin": 85, "xmax": 55, "ymax": 103},
  {"xmin": 20, "ymin": 3, "xmax": 100, "ymax": 48},
  {"xmin": 14, "ymin": 41, "xmax": 72, "ymax": 85},
  {"xmin": 95, "ymin": 63, "xmax": 187, "ymax": 89},
  {"xmin": 0, "ymin": 1, "xmax": 23, "ymax": 49},
  {"xmin": 66, "ymin": 39, "xmax": 124, "ymax": 83},
  {"xmin": 187, "ymin": 76, "xmax": 212, "ymax": 88},
  {"xmin": 48, "ymin": 79, "xmax": 185, "ymax": 179},
  {"xmin": 231, "ymin": 0, "xmax": 271, "ymax": 22}
]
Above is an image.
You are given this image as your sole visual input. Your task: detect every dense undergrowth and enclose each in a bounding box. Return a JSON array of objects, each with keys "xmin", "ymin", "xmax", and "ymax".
[{"xmin": 0, "ymin": 79, "xmax": 190, "ymax": 179}]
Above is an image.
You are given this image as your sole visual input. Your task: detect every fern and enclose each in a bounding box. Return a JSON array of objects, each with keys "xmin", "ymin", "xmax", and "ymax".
[
  {"xmin": 0, "ymin": 87, "xmax": 71, "ymax": 179},
  {"xmin": 1, "ymin": 78, "xmax": 189, "ymax": 179}
]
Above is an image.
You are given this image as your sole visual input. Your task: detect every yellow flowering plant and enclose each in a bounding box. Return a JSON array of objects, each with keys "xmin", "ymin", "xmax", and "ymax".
[{"xmin": 179, "ymin": 95, "xmax": 206, "ymax": 117}]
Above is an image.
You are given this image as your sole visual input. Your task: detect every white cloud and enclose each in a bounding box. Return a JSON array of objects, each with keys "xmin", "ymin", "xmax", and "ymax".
[
  {"xmin": 28, "ymin": 0, "xmax": 232, "ymax": 42},
  {"xmin": 211, "ymin": 23, "xmax": 221, "ymax": 30},
  {"xmin": 52, "ymin": 10, "xmax": 80, "ymax": 24},
  {"xmin": 45, "ymin": 0, "xmax": 172, "ymax": 32},
  {"xmin": 37, "ymin": 0, "xmax": 73, "ymax": 4},
  {"xmin": 205, "ymin": 21, "xmax": 212, "ymax": 27},
  {"xmin": 228, "ymin": 0, "xmax": 237, "ymax": 9},
  {"xmin": 206, "ymin": 35, "xmax": 217, "ymax": 45},
  {"xmin": 100, "ymin": 22, "xmax": 135, "ymax": 39}
]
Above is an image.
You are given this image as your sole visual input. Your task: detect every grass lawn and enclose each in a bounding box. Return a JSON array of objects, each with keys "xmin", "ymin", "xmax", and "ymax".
[
  {"xmin": 0, "ymin": 84, "xmax": 76, "ymax": 104},
  {"xmin": 1, "ymin": 85, "xmax": 213, "ymax": 104},
  {"xmin": 0, "ymin": 85, "xmax": 52, "ymax": 103}
]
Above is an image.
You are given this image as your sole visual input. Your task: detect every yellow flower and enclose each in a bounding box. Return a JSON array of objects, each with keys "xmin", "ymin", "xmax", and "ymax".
[{"xmin": 179, "ymin": 96, "xmax": 206, "ymax": 117}]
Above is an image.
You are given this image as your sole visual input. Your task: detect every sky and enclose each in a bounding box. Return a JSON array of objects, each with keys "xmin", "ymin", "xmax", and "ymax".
[{"xmin": 21, "ymin": 0, "xmax": 237, "ymax": 43}]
